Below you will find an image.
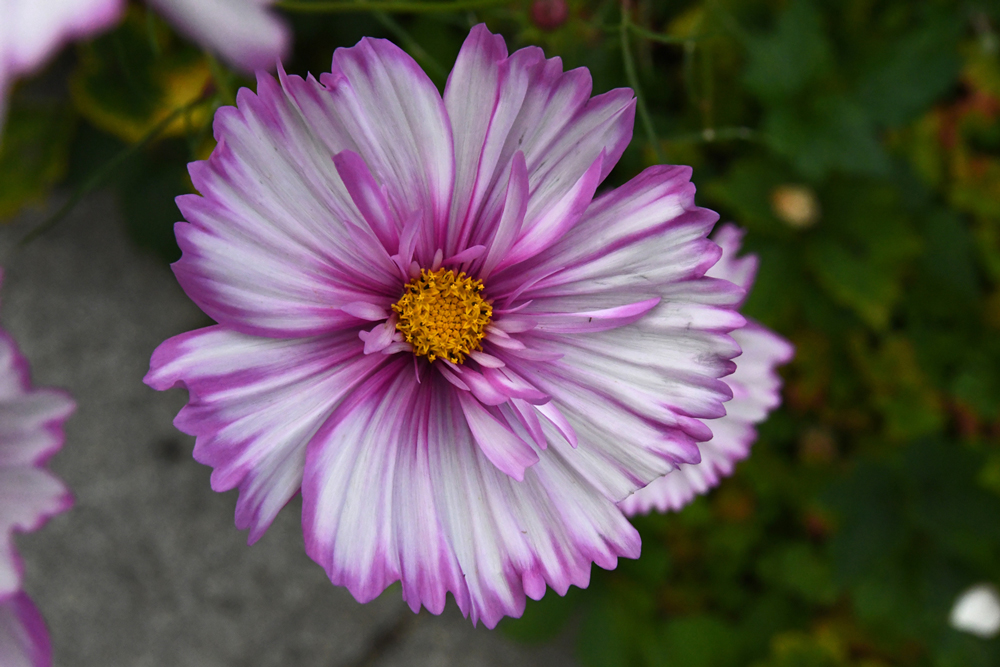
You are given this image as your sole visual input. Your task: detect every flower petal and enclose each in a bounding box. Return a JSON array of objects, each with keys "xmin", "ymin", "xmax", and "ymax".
[
  {"xmin": 0, "ymin": 592, "xmax": 51, "ymax": 667},
  {"xmin": 618, "ymin": 223, "xmax": 793, "ymax": 515},
  {"xmin": 145, "ymin": 0, "xmax": 289, "ymax": 72},
  {"xmin": 0, "ymin": 467, "xmax": 71, "ymax": 597},
  {"xmin": 497, "ymin": 151, "xmax": 604, "ymax": 270},
  {"xmin": 493, "ymin": 165, "xmax": 720, "ymax": 301},
  {"xmin": 302, "ymin": 370, "xmax": 639, "ymax": 628},
  {"xmin": 0, "ymin": 333, "xmax": 74, "ymax": 467},
  {"xmin": 0, "ymin": 0, "xmax": 122, "ymax": 126},
  {"xmin": 174, "ymin": 73, "xmax": 404, "ymax": 337},
  {"xmin": 144, "ymin": 326, "xmax": 388, "ymax": 543},
  {"xmin": 706, "ymin": 223, "xmax": 758, "ymax": 298},
  {"xmin": 478, "ymin": 151, "xmax": 528, "ymax": 279},
  {"xmin": 619, "ymin": 321, "xmax": 793, "ymax": 514},
  {"xmin": 444, "ymin": 25, "xmax": 634, "ymax": 257},
  {"xmin": 333, "ymin": 150, "xmax": 400, "ymax": 251},
  {"xmin": 322, "ymin": 37, "xmax": 455, "ymax": 254},
  {"xmin": 456, "ymin": 390, "xmax": 539, "ymax": 480}
]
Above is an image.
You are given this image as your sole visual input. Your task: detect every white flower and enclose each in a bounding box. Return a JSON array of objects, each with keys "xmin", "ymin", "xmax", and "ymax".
[{"xmin": 950, "ymin": 583, "xmax": 1000, "ymax": 638}]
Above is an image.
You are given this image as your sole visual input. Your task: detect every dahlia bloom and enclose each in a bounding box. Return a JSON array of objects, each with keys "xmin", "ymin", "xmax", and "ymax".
[
  {"xmin": 0, "ymin": 272, "xmax": 75, "ymax": 666},
  {"xmin": 0, "ymin": 0, "xmax": 122, "ymax": 128},
  {"xmin": 146, "ymin": 25, "xmax": 771, "ymax": 627},
  {"xmin": 145, "ymin": 0, "xmax": 290, "ymax": 72},
  {"xmin": 619, "ymin": 224, "xmax": 793, "ymax": 515}
]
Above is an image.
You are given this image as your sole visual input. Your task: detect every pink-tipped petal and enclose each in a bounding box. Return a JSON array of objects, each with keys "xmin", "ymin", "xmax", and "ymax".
[
  {"xmin": 0, "ymin": 0, "xmax": 122, "ymax": 128},
  {"xmin": 333, "ymin": 150, "xmax": 400, "ymax": 251},
  {"xmin": 444, "ymin": 26, "xmax": 634, "ymax": 257},
  {"xmin": 498, "ymin": 151, "xmax": 604, "ymax": 270},
  {"xmin": 323, "ymin": 37, "xmax": 454, "ymax": 255},
  {"xmin": 303, "ymin": 371, "xmax": 639, "ymax": 628},
  {"xmin": 492, "ymin": 165, "xmax": 720, "ymax": 301},
  {"xmin": 0, "ymin": 319, "xmax": 74, "ymax": 601},
  {"xmin": 0, "ymin": 593, "xmax": 51, "ymax": 667},
  {"xmin": 145, "ymin": 0, "xmax": 289, "ymax": 72},
  {"xmin": 0, "ymin": 468, "xmax": 71, "ymax": 598},
  {"xmin": 144, "ymin": 326, "xmax": 387, "ymax": 543},
  {"xmin": 478, "ymin": 151, "xmax": 529, "ymax": 279},
  {"xmin": 620, "ymin": 225, "xmax": 793, "ymax": 515},
  {"xmin": 175, "ymin": 72, "xmax": 406, "ymax": 338},
  {"xmin": 620, "ymin": 322, "xmax": 793, "ymax": 514},
  {"xmin": 0, "ymin": 365, "xmax": 74, "ymax": 468},
  {"xmin": 707, "ymin": 223, "xmax": 758, "ymax": 299}
]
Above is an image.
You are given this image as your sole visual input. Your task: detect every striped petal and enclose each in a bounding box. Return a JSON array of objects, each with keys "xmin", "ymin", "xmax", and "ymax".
[
  {"xmin": 620, "ymin": 224, "xmax": 794, "ymax": 515},
  {"xmin": 444, "ymin": 24, "xmax": 635, "ymax": 258},
  {"xmin": 302, "ymin": 369, "xmax": 639, "ymax": 628},
  {"xmin": 144, "ymin": 326, "xmax": 387, "ymax": 543},
  {"xmin": 619, "ymin": 322, "xmax": 793, "ymax": 514}
]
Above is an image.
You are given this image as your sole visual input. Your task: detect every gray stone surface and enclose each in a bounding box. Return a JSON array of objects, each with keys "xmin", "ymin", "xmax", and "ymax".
[{"xmin": 0, "ymin": 194, "xmax": 577, "ymax": 666}]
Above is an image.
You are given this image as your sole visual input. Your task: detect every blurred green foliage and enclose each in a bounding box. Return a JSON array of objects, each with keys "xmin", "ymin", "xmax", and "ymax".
[{"xmin": 2, "ymin": 0, "xmax": 999, "ymax": 665}]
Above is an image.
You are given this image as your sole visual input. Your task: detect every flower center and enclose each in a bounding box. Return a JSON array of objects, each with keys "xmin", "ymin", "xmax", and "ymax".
[{"xmin": 391, "ymin": 268, "xmax": 492, "ymax": 364}]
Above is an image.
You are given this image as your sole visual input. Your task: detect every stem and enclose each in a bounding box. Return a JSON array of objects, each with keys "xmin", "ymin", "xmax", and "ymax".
[
  {"xmin": 275, "ymin": 0, "xmax": 508, "ymax": 13},
  {"xmin": 19, "ymin": 97, "xmax": 212, "ymax": 246},
  {"xmin": 663, "ymin": 126, "xmax": 756, "ymax": 145},
  {"xmin": 628, "ymin": 22, "xmax": 694, "ymax": 45},
  {"xmin": 205, "ymin": 53, "xmax": 236, "ymax": 107},
  {"xmin": 619, "ymin": 2, "xmax": 663, "ymax": 163}
]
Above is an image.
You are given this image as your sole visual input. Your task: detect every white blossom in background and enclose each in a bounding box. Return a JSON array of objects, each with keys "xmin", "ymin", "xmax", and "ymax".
[{"xmin": 950, "ymin": 583, "xmax": 1000, "ymax": 638}]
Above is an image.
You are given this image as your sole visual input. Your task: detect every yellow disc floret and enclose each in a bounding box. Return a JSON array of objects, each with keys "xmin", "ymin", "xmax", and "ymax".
[{"xmin": 391, "ymin": 268, "xmax": 493, "ymax": 364}]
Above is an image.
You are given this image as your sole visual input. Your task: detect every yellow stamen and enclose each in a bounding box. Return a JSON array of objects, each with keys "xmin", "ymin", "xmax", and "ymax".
[{"xmin": 391, "ymin": 268, "xmax": 492, "ymax": 364}]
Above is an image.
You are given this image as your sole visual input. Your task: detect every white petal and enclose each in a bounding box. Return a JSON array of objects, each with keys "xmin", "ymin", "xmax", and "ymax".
[
  {"xmin": 302, "ymin": 370, "xmax": 639, "ymax": 628},
  {"xmin": 950, "ymin": 584, "xmax": 1000, "ymax": 638},
  {"xmin": 145, "ymin": 326, "xmax": 388, "ymax": 543},
  {"xmin": 145, "ymin": 0, "xmax": 289, "ymax": 72}
]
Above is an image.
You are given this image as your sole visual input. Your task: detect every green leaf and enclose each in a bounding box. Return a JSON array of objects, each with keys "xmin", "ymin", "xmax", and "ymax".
[
  {"xmin": 705, "ymin": 157, "xmax": 793, "ymax": 236},
  {"xmin": 70, "ymin": 8, "xmax": 212, "ymax": 143},
  {"xmin": 0, "ymin": 104, "xmax": 75, "ymax": 220},
  {"xmin": 826, "ymin": 462, "xmax": 907, "ymax": 582},
  {"xmin": 804, "ymin": 182, "xmax": 920, "ymax": 329},
  {"xmin": 764, "ymin": 96, "xmax": 889, "ymax": 179},
  {"xmin": 756, "ymin": 543, "xmax": 838, "ymax": 605},
  {"xmin": 654, "ymin": 615, "xmax": 741, "ymax": 667},
  {"xmin": 856, "ymin": 17, "xmax": 962, "ymax": 127},
  {"xmin": 577, "ymin": 596, "xmax": 647, "ymax": 667},
  {"xmin": 742, "ymin": 0, "xmax": 832, "ymax": 102},
  {"xmin": 917, "ymin": 209, "xmax": 981, "ymax": 305}
]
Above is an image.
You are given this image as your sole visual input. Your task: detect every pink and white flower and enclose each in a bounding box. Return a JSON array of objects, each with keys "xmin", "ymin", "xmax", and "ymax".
[
  {"xmin": 0, "ymin": 0, "xmax": 123, "ymax": 129},
  {"xmin": 0, "ymin": 0, "xmax": 289, "ymax": 135},
  {"xmin": 618, "ymin": 224, "xmax": 793, "ymax": 515},
  {"xmin": 145, "ymin": 0, "xmax": 290, "ymax": 72},
  {"xmin": 146, "ymin": 25, "xmax": 779, "ymax": 627},
  {"xmin": 0, "ymin": 272, "xmax": 75, "ymax": 666}
]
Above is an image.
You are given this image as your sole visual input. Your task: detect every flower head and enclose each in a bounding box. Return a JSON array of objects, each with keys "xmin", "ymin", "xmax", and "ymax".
[
  {"xmin": 145, "ymin": 0, "xmax": 290, "ymax": 72},
  {"xmin": 619, "ymin": 224, "xmax": 793, "ymax": 515},
  {"xmin": 0, "ymin": 271, "xmax": 75, "ymax": 665},
  {"xmin": 146, "ymin": 25, "xmax": 770, "ymax": 627},
  {"xmin": 0, "ymin": 0, "xmax": 122, "ymax": 129}
]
